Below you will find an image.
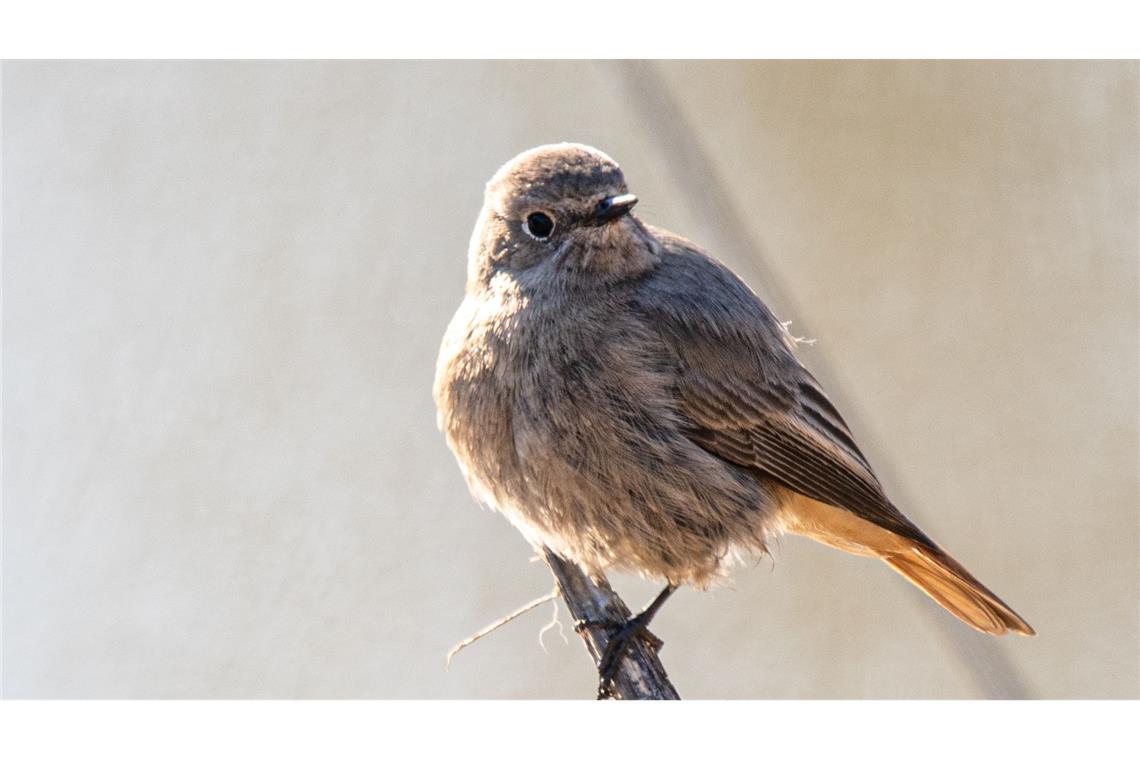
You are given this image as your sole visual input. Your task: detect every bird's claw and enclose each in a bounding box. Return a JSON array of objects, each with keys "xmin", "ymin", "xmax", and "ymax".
[
  {"xmin": 574, "ymin": 616, "xmax": 664, "ymax": 649},
  {"xmin": 574, "ymin": 612, "xmax": 663, "ymax": 699}
]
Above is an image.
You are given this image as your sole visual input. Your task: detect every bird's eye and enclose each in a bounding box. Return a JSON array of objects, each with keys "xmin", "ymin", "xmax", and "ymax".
[{"xmin": 524, "ymin": 212, "xmax": 555, "ymax": 240}]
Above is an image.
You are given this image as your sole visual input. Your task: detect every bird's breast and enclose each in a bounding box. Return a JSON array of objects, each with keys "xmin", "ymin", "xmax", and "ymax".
[
  {"xmin": 436, "ymin": 287, "xmax": 673, "ymax": 490},
  {"xmin": 434, "ymin": 286, "xmax": 778, "ymax": 585}
]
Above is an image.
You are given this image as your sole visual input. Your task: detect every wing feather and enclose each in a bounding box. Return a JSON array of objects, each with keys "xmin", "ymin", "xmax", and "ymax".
[{"xmin": 634, "ymin": 236, "xmax": 930, "ymax": 545}]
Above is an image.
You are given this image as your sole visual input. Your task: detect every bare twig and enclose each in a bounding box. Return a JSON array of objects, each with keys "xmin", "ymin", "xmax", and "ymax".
[
  {"xmin": 542, "ymin": 548, "xmax": 681, "ymax": 700},
  {"xmin": 446, "ymin": 589, "xmax": 559, "ymax": 669}
]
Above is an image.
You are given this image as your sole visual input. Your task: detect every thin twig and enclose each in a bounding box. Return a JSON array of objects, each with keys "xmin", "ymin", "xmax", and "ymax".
[
  {"xmin": 446, "ymin": 589, "xmax": 559, "ymax": 669},
  {"xmin": 537, "ymin": 595, "xmax": 568, "ymax": 652}
]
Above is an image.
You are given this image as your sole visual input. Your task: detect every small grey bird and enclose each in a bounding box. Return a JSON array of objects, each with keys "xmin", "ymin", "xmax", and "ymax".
[{"xmin": 434, "ymin": 143, "xmax": 1034, "ymax": 686}]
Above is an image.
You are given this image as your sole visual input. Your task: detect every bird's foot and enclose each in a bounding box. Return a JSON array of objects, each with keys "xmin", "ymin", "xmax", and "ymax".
[{"xmin": 575, "ymin": 612, "xmax": 664, "ymax": 699}]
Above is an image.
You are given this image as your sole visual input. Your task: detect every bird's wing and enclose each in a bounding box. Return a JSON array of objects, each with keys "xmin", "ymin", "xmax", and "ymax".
[{"xmin": 632, "ymin": 237, "xmax": 929, "ymax": 545}]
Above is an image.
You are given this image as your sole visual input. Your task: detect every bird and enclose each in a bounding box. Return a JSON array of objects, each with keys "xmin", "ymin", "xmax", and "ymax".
[{"xmin": 433, "ymin": 143, "xmax": 1035, "ymax": 692}]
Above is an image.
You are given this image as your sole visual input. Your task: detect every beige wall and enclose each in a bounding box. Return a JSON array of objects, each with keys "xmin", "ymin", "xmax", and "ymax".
[{"xmin": 3, "ymin": 60, "xmax": 1136, "ymax": 698}]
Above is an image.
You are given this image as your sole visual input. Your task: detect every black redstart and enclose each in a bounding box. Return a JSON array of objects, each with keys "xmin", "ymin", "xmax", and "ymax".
[{"xmin": 434, "ymin": 143, "xmax": 1034, "ymax": 688}]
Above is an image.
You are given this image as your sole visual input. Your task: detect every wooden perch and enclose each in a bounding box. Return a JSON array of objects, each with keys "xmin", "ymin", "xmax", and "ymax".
[{"xmin": 541, "ymin": 548, "xmax": 681, "ymax": 700}]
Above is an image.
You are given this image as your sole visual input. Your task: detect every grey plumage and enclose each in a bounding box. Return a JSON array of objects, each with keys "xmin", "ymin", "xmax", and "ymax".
[{"xmin": 434, "ymin": 143, "xmax": 1034, "ymax": 636}]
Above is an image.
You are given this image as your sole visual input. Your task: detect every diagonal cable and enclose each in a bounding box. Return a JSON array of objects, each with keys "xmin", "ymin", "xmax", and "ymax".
[{"xmin": 606, "ymin": 59, "xmax": 1033, "ymax": 699}]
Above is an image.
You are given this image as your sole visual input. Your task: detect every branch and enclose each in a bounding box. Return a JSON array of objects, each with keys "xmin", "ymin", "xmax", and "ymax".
[{"xmin": 541, "ymin": 548, "xmax": 681, "ymax": 700}]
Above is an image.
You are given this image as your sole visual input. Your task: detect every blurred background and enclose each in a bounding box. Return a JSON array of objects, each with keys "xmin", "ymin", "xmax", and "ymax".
[{"xmin": 3, "ymin": 60, "xmax": 1136, "ymax": 699}]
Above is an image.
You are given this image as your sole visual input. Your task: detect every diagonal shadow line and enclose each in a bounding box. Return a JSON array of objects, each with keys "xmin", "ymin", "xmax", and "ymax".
[{"xmin": 606, "ymin": 59, "xmax": 1033, "ymax": 700}]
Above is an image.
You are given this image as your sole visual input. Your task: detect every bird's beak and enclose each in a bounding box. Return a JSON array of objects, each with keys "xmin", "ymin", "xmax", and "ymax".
[{"xmin": 595, "ymin": 193, "xmax": 638, "ymax": 223}]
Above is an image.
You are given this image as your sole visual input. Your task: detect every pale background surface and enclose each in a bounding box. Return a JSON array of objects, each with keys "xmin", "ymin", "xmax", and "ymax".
[{"xmin": 3, "ymin": 60, "xmax": 1137, "ymax": 698}]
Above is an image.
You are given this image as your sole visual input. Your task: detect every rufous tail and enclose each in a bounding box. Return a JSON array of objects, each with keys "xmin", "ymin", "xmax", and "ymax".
[
  {"xmin": 882, "ymin": 544, "xmax": 1035, "ymax": 636},
  {"xmin": 781, "ymin": 496, "xmax": 1035, "ymax": 636}
]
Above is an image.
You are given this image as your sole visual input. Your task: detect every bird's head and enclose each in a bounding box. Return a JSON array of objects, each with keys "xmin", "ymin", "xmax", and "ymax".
[{"xmin": 468, "ymin": 143, "xmax": 660, "ymax": 290}]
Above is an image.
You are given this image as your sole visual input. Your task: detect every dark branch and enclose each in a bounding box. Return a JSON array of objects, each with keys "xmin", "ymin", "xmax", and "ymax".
[{"xmin": 541, "ymin": 548, "xmax": 681, "ymax": 700}]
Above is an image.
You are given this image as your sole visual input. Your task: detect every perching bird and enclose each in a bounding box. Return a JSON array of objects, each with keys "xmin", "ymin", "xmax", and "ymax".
[{"xmin": 434, "ymin": 143, "xmax": 1035, "ymax": 691}]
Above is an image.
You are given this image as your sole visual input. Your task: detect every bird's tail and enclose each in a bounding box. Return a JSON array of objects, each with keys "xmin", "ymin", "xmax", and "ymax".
[
  {"xmin": 781, "ymin": 496, "xmax": 1035, "ymax": 636},
  {"xmin": 882, "ymin": 544, "xmax": 1035, "ymax": 636}
]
